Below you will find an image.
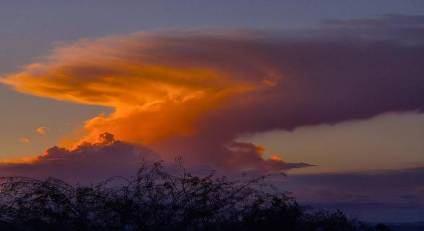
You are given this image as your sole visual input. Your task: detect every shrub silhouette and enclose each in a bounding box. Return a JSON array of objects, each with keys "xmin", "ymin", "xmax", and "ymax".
[{"xmin": 0, "ymin": 161, "xmax": 388, "ymax": 230}]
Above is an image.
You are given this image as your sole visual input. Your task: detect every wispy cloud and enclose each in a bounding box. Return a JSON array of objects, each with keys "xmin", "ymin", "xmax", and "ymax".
[
  {"xmin": 35, "ymin": 126, "xmax": 48, "ymax": 136},
  {"xmin": 19, "ymin": 137, "xmax": 30, "ymax": 144}
]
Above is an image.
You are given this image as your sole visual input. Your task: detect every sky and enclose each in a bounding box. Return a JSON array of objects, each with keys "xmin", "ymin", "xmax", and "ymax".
[{"xmin": 0, "ymin": 0, "xmax": 424, "ymax": 222}]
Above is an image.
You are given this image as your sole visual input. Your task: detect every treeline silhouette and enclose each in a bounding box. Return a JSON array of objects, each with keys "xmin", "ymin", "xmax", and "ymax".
[{"xmin": 0, "ymin": 162, "xmax": 390, "ymax": 231}]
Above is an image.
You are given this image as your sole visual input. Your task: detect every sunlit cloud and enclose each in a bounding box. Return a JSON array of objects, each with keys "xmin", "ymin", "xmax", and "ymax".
[
  {"xmin": 1, "ymin": 15, "xmax": 424, "ymax": 172},
  {"xmin": 0, "ymin": 32, "xmax": 288, "ymax": 171},
  {"xmin": 35, "ymin": 126, "xmax": 48, "ymax": 136}
]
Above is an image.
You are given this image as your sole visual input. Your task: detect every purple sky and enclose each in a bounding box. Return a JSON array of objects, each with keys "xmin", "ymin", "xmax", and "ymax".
[{"xmin": 0, "ymin": 1, "xmax": 423, "ymax": 223}]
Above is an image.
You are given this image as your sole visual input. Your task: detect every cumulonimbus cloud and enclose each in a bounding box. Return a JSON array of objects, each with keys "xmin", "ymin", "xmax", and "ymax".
[{"xmin": 1, "ymin": 15, "xmax": 424, "ymax": 174}]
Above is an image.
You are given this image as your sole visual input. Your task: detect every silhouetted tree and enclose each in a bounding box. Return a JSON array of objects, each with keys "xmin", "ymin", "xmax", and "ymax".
[{"xmin": 0, "ymin": 161, "xmax": 389, "ymax": 231}]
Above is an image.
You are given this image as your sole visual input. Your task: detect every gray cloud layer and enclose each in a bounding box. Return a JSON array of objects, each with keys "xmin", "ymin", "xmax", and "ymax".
[{"xmin": 283, "ymin": 167, "xmax": 424, "ymax": 222}]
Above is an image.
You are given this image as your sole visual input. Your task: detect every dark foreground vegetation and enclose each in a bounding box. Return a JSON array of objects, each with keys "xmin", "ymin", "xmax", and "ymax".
[{"xmin": 0, "ymin": 162, "xmax": 390, "ymax": 231}]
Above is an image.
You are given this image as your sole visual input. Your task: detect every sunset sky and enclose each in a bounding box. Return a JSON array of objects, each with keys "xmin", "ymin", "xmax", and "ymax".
[{"xmin": 1, "ymin": 0, "xmax": 424, "ymax": 222}]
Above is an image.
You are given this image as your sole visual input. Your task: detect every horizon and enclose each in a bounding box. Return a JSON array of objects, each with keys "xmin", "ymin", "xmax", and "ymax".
[{"xmin": 0, "ymin": 0, "xmax": 424, "ymax": 226}]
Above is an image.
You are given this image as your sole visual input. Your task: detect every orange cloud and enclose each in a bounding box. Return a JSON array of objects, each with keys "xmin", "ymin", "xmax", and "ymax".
[
  {"xmin": 1, "ymin": 33, "xmax": 264, "ymax": 146},
  {"xmin": 269, "ymin": 155, "xmax": 283, "ymax": 161},
  {"xmin": 1, "ymin": 32, "xmax": 289, "ymax": 171},
  {"xmin": 4, "ymin": 28, "xmax": 422, "ymax": 172},
  {"xmin": 36, "ymin": 126, "xmax": 48, "ymax": 136}
]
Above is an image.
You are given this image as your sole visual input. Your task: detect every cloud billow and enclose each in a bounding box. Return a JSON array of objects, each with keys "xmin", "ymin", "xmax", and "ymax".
[
  {"xmin": 1, "ymin": 15, "xmax": 424, "ymax": 175},
  {"xmin": 0, "ymin": 133, "xmax": 159, "ymax": 183}
]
